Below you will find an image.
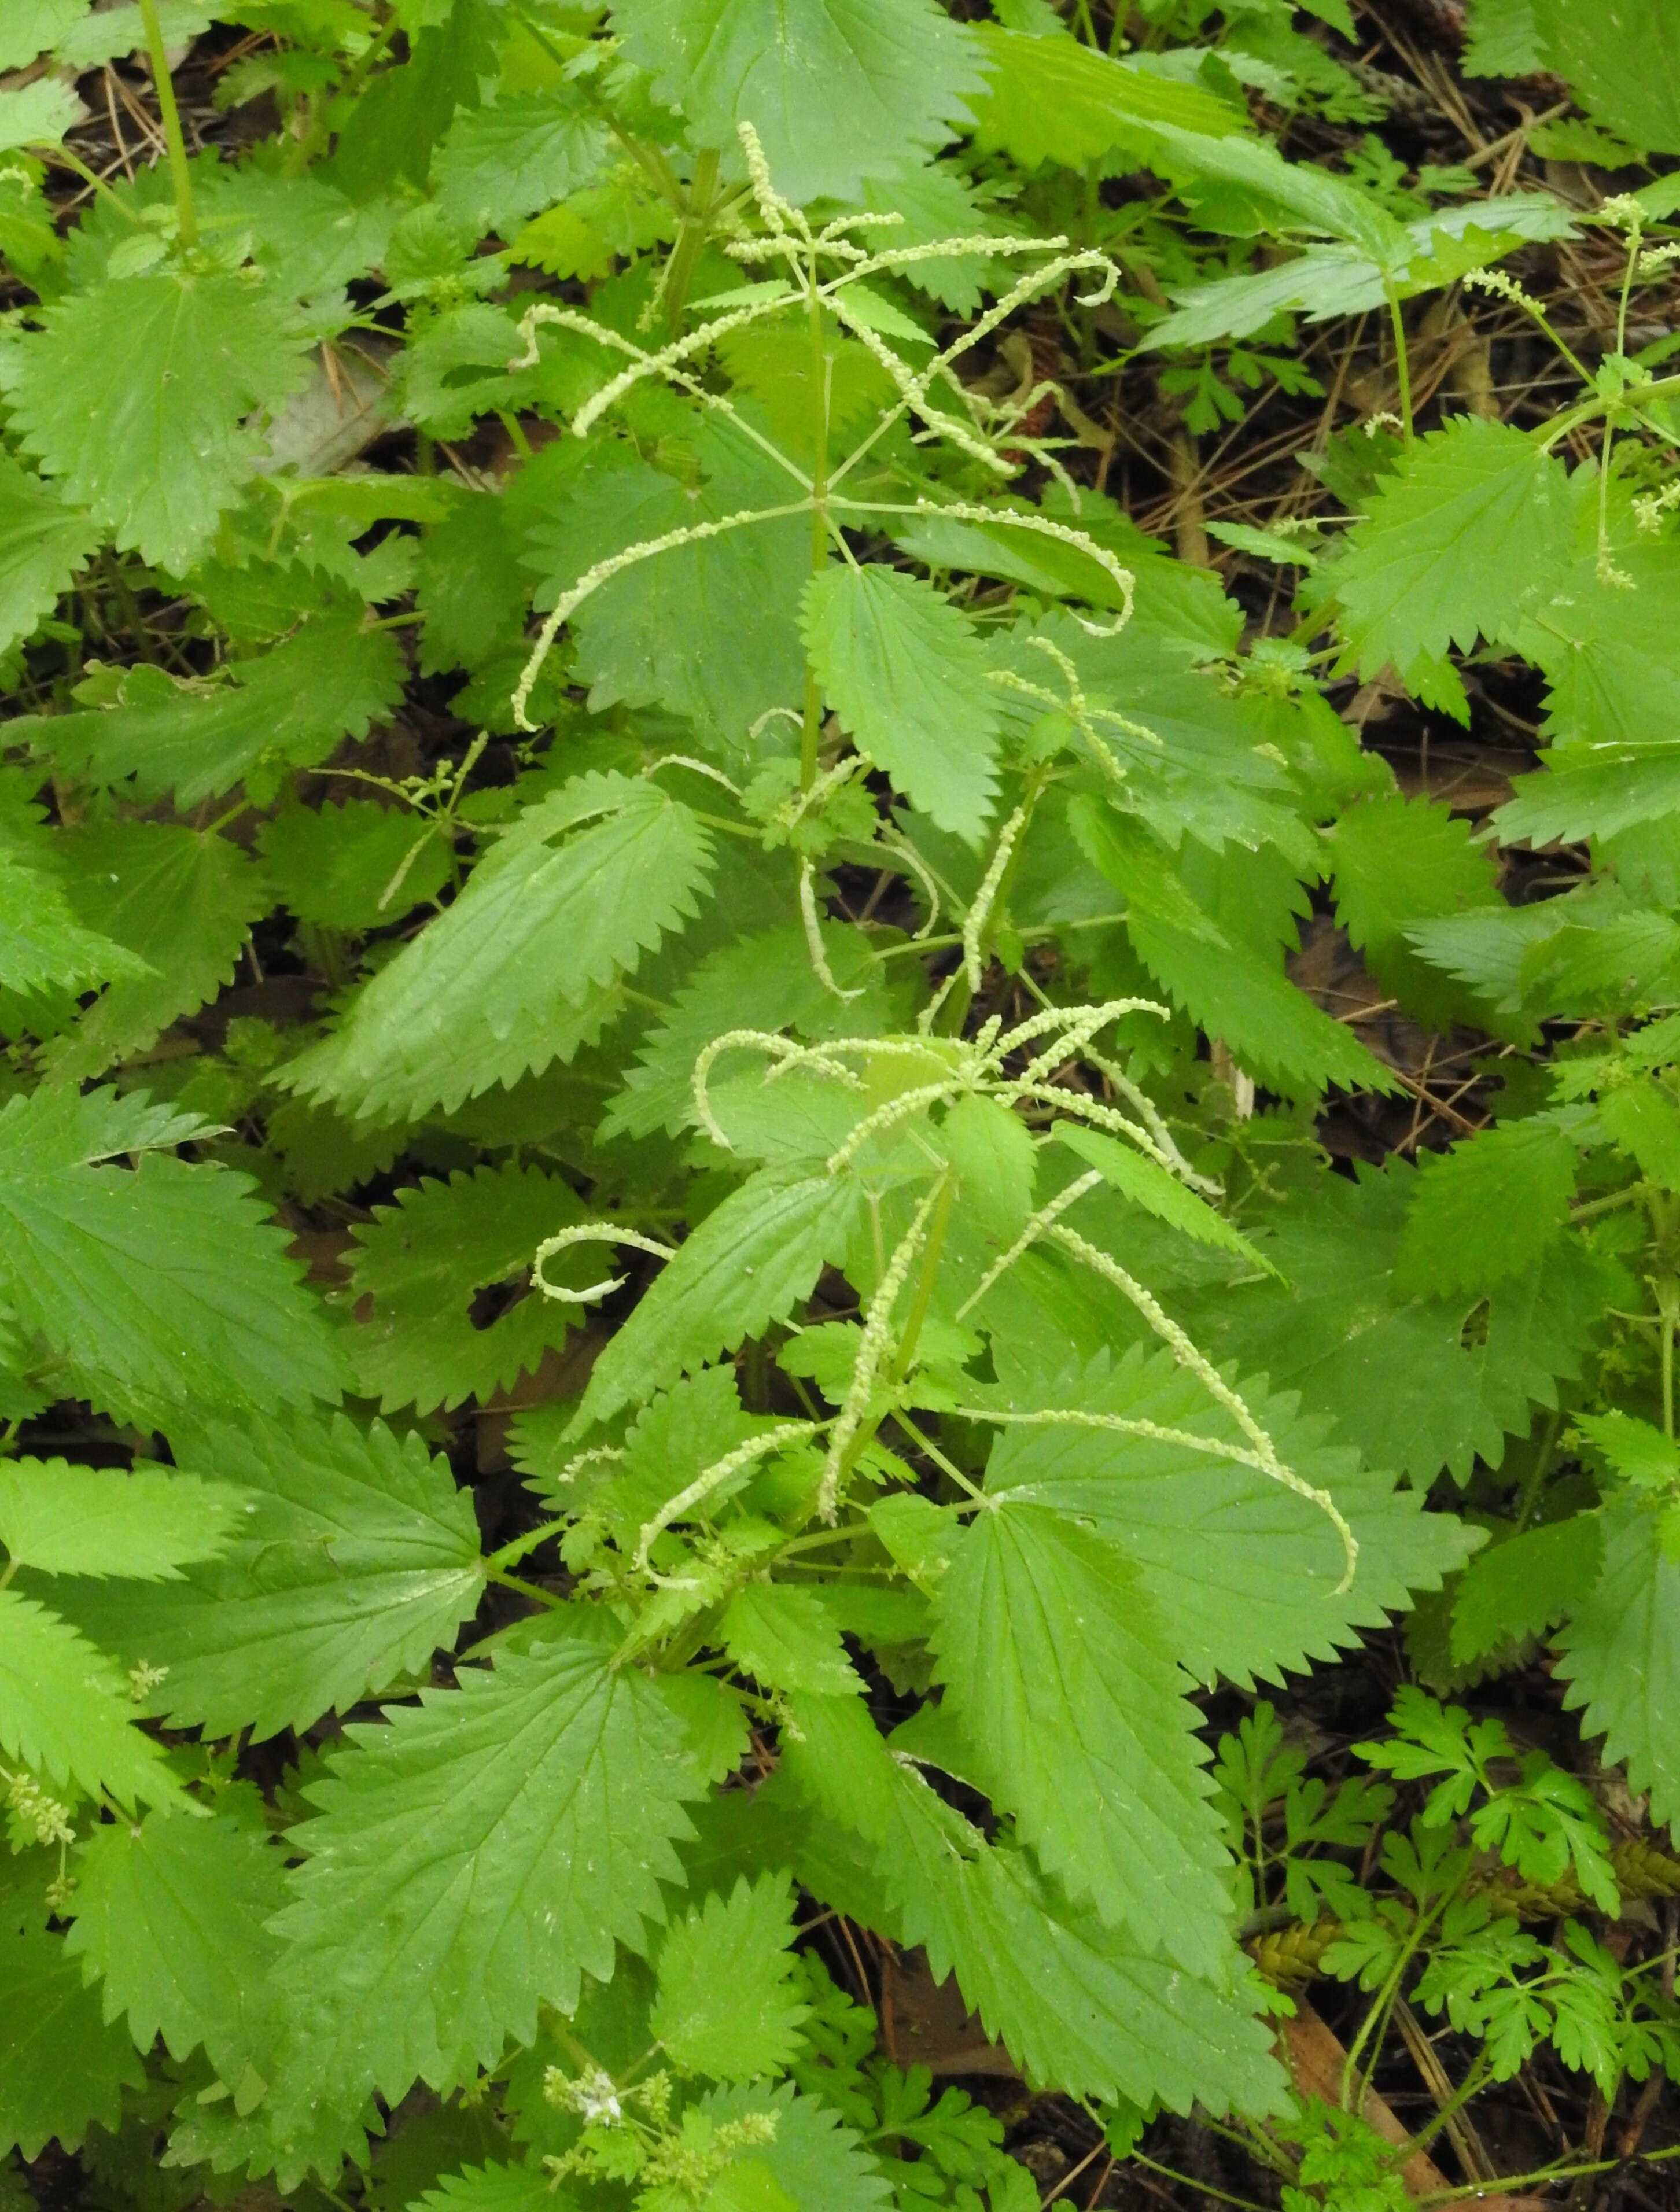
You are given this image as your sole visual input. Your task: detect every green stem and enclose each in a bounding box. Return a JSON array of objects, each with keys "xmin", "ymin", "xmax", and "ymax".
[
  {"xmin": 801, "ymin": 263, "xmax": 833, "ymax": 793},
  {"xmin": 775, "ymin": 1522, "xmax": 908, "ymax": 1563},
  {"xmin": 42, "ymin": 145, "xmax": 142, "ymax": 222},
  {"xmin": 137, "ymin": 0, "xmax": 197, "ymax": 247},
  {"xmin": 1536, "ymin": 371, "xmax": 1680, "ymax": 452},
  {"xmin": 663, "ymin": 147, "xmax": 720, "ymax": 333},
  {"xmin": 486, "ymin": 1565, "xmax": 564, "ymax": 1610},
  {"xmin": 1512, "ymin": 1407, "xmax": 1562, "ymax": 1534},
  {"xmin": 1385, "ymin": 280, "xmax": 1413, "ymax": 444},
  {"xmin": 286, "ymin": 9, "xmax": 401, "ymax": 174},
  {"xmin": 101, "ymin": 550, "xmax": 156, "ymax": 662},
  {"xmin": 1127, "ymin": 2154, "xmax": 1269, "ymax": 2212},
  {"xmin": 893, "ymin": 1410, "xmax": 985, "ymax": 1504},
  {"xmin": 1340, "ymin": 1883, "xmax": 1460, "ymax": 2110},
  {"xmin": 1389, "ymin": 2054, "xmax": 1493, "ymax": 2168},
  {"xmin": 1416, "ymin": 2142, "xmax": 1680, "ymax": 2206},
  {"xmin": 513, "ymin": 8, "xmax": 683, "ymax": 208},
  {"xmin": 1616, "ymin": 220, "xmax": 1641, "ymax": 360},
  {"xmin": 650, "ymin": 1605, "xmax": 725, "ymax": 1675},
  {"xmin": 1570, "ymin": 1181, "xmax": 1652, "ymax": 1224},
  {"xmin": 889, "ymin": 1176, "xmax": 956, "ymax": 1383}
]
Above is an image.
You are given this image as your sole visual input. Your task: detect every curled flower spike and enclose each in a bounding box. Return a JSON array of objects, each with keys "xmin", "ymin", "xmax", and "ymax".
[
  {"xmin": 817, "ymin": 1180, "xmax": 946, "ymax": 1522},
  {"xmin": 504, "ymin": 137, "xmax": 1132, "ymax": 730},
  {"xmin": 533, "ymin": 1223, "xmax": 677, "ymax": 1304},
  {"xmin": 801, "ymin": 860, "xmax": 864, "ymax": 1002},
  {"xmin": 963, "ymin": 802, "xmax": 1027, "ymax": 993},
  {"xmin": 1050, "ymin": 1222, "xmax": 1358, "ymax": 1595},
  {"xmin": 635, "ymin": 1421, "xmax": 817, "ymax": 1566}
]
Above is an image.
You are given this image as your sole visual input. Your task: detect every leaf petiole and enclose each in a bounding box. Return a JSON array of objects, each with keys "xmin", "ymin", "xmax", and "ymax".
[{"xmin": 137, "ymin": 0, "xmax": 197, "ymax": 249}]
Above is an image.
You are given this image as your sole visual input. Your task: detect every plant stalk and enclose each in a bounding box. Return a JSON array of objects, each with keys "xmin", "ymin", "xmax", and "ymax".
[
  {"xmin": 663, "ymin": 147, "xmax": 720, "ymax": 332},
  {"xmin": 801, "ymin": 264, "xmax": 834, "ymax": 791},
  {"xmin": 137, "ymin": 0, "xmax": 198, "ymax": 248},
  {"xmin": 1384, "ymin": 281, "xmax": 1413, "ymax": 444}
]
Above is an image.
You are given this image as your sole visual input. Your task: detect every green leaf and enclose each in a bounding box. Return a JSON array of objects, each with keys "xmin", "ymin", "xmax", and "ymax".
[
  {"xmin": 934, "ymin": 1094, "xmax": 1036, "ymax": 1246},
  {"xmin": 270, "ymin": 1638, "xmax": 702, "ymax": 2118},
  {"xmin": 39, "ymin": 821, "xmax": 268, "ymax": 1083},
  {"xmin": 0, "ymin": 1590, "xmax": 179, "ymax": 1809},
  {"xmin": 1404, "ymin": 891, "xmax": 1679, "ymax": 1023},
  {"xmin": 192, "ymin": 161, "xmax": 396, "ymax": 304},
  {"xmin": 609, "ymin": 0, "xmax": 986, "ymax": 202},
  {"xmin": 9, "ymin": 271, "xmax": 310, "ymax": 572},
  {"xmin": 286, "ymin": 775, "xmax": 713, "ymax": 1122},
  {"xmin": 1055, "ymin": 1123, "xmax": 1268, "ymax": 1270},
  {"xmin": 1516, "ymin": 516, "xmax": 1680, "ymax": 755},
  {"xmin": 1394, "ymin": 1119, "xmax": 1579, "ymax": 1300},
  {"xmin": 1128, "ymin": 914, "xmax": 1396, "ymax": 1097},
  {"xmin": 1166, "ymin": 1160, "xmax": 1598, "ymax": 1485},
  {"xmin": 1464, "ymin": 0, "xmax": 1542, "ymax": 76},
  {"xmin": 1554, "ymin": 1501, "xmax": 1680, "ymax": 1835},
  {"xmin": 1534, "ymin": 0, "xmax": 1680, "ymax": 151},
  {"xmin": 651, "ymin": 1872, "xmax": 809, "ymax": 2081},
  {"xmin": 855, "ymin": 165, "xmax": 1003, "ymax": 315},
  {"xmin": 33, "ymin": 612, "xmax": 406, "ymax": 809},
  {"xmin": 1147, "ymin": 200, "xmax": 1572, "ymax": 351},
  {"xmin": 980, "ymin": 1346, "xmax": 1479, "ymax": 1693},
  {"xmin": 62, "ymin": 1808, "xmax": 285, "ymax": 2082},
  {"xmin": 430, "ymin": 90, "xmax": 606, "ymax": 234},
  {"xmin": 1451, "ymin": 1518, "xmax": 1604, "ymax": 1664},
  {"xmin": 415, "ymin": 492, "xmax": 531, "ymax": 677},
  {"xmin": 412, "ymin": 2166, "xmax": 558, "ymax": 2212},
  {"xmin": 592, "ymin": 1365, "xmax": 789, "ymax": 1546},
  {"xmin": 715, "ymin": 316, "xmax": 898, "ymax": 463},
  {"xmin": 523, "ymin": 424, "xmax": 810, "ymax": 749},
  {"xmin": 257, "ymin": 798, "xmax": 451, "ymax": 933},
  {"xmin": 0, "ymin": 1922, "xmax": 143, "ymax": 2159},
  {"xmin": 1575, "ymin": 1409, "xmax": 1680, "ymax": 1491},
  {"xmin": 577, "ymin": 1167, "xmax": 864, "ymax": 1429},
  {"xmin": 0, "ymin": 851, "xmax": 152, "ymax": 999},
  {"xmin": 54, "ymin": 2, "xmax": 213, "ymax": 71},
  {"xmin": 0, "ymin": 452, "xmax": 99, "ymax": 657},
  {"xmin": 967, "ymin": 24, "xmax": 1244, "ymax": 167},
  {"xmin": 345, "ymin": 1164, "xmax": 587, "ymax": 1414},
  {"xmin": 0, "ymin": 77, "xmax": 83, "ymax": 153},
  {"xmin": 1333, "ymin": 417, "xmax": 1570, "ymax": 681},
  {"xmin": 1496, "ymin": 746, "xmax": 1680, "ymax": 848},
  {"xmin": 698, "ymin": 2083, "xmax": 891, "ymax": 2212},
  {"xmin": 658, "ymin": 1672, "xmax": 752, "ymax": 1786},
  {"xmin": 327, "ymin": 0, "xmax": 497, "ymax": 201},
  {"xmin": 721, "ymin": 1583, "xmax": 863, "ymax": 1696},
  {"xmin": 1593, "ymin": 1077, "xmax": 1680, "ymax": 1189},
  {"xmin": 780, "ymin": 1697, "xmax": 1285, "ymax": 2116},
  {"xmin": 933, "ymin": 1502, "xmax": 1232, "ymax": 1973},
  {"xmin": 0, "ymin": 0, "xmax": 84, "ymax": 69},
  {"xmin": 802, "ymin": 566, "xmax": 1001, "ymax": 842},
  {"xmin": 1328, "ymin": 792, "xmax": 1501, "ymax": 1030},
  {"xmin": 0, "ymin": 1084, "xmax": 341, "ymax": 1423},
  {"xmin": 47, "ymin": 1410, "xmax": 483, "ymax": 1742},
  {"xmin": 0, "ymin": 1460, "xmax": 240, "ymax": 1579},
  {"xmin": 605, "ymin": 921, "xmax": 895, "ymax": 1141}
]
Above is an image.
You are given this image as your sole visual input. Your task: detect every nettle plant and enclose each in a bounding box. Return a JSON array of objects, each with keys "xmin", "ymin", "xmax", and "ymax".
[{"xmin": 5, "ymin": 0, "xmax": 1680, "ymax": 2202}]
